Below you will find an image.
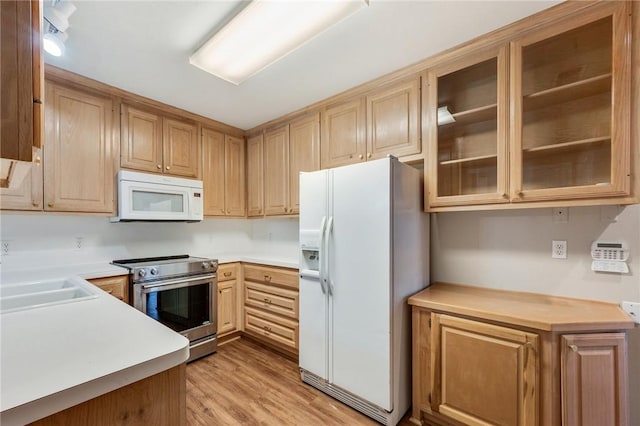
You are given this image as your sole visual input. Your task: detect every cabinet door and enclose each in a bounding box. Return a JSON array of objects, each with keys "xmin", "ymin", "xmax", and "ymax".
[
  {"xmin": 425, "ymin": 45, "xmax": 509, "ymax": 208},
  {"xmin": 246, "ymin": 133, "xmax": 264, "ymax": 217},
  {"xmin": 44, "ymin": 82, "xmax": 115, "ymax": 213},
  {"xmin": 201, "ymin": 128, "xmax": 226, "ymax": 216},
  {"xmin": 561, "ymin": 333, "xmax": 628, "ymax": 426},
  {"xmin": 163, "ymin": 118, "xmax": 199, "ymax": 178},
  {"xmin": 367, "ymin": 76, "xmax": 420, "ymax": 160},
  {"xmin": 510, "ymin": 2, "xmax": 631, "ymax": 202},
  {"xmin": 120, "ymin": 104, "xmax": 163, "ymax": 174},
  {"xmin": 225, "ymin": 135, "xmax": 246, "ymax": 216},
  {"xmin": 217, "ymin": 279, "xmax": 237, "ymax": 336},
  {"xmin": 289, "ymin": 113, "xmax": 320, "ymax": 214},
  {"xmin": 264, "ymin": 125, "xmax": 289, "ymax": 216},
  {"xmin": 321, "ymin": 97, "xmax": 366, "ymax": 169},
  {"xmin": 0, "ymin": 0, "xmax": 41, "ymax": 162},
  {"xmin": 0, "ymin": 147, "xmax": 42, "ymax": 210},
  {"xmin": 431, "ymin": 314, "xmax": 538, "ymax": 426}
]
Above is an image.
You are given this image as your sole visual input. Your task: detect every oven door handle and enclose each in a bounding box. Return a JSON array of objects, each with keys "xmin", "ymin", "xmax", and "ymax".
[{"xmin": 138, "ymin": 274, "xmax": 216, "ymax": 293}]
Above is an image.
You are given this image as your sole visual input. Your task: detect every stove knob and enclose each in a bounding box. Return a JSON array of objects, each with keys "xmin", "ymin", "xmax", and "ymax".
[
  {"xmin": 138, "ymin": 269, "xmax": 147, "ymax": 278},
  {"xmin": 209, "ymin": 261, "xmax": 217, "ymax": 269},
  {"xmin": 150, "ymin": 267, "xmax": 158, "ymax": 275},
  {"xmin": 202, "ymin": 262, "xmax": 209, "ymax": 269}
]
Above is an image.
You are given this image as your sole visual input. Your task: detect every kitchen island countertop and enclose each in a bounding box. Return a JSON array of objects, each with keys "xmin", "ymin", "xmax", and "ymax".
[{"xmin": 0, "ymin": 276, "xmax": 189, "ymax": 425}]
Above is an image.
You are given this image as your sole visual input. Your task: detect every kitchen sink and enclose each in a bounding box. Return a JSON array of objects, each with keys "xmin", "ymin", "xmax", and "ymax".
[{"xmin": 0, "ymin": 276, "xmax": 100, "ymax": 314}]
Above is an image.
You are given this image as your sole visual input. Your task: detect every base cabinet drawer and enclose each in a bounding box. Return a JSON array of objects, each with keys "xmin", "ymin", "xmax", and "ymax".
[
  {"xmin": 245, "ymin": 281, "xmax": 299, "ymax": 319},
  {"xmin": 218, "ymin": 263, "xmax": 239, "ymax": 282},
  {"xmin": 244, "ymin": 306, "xmax": 298, "ymax": 351},
  {"xmin": 88, "ymin": 275, "xmax": 129, "ymax": 303},
  {"xmin": 243, "ymin": 264, "xmax": 298, "ymax": 289}
]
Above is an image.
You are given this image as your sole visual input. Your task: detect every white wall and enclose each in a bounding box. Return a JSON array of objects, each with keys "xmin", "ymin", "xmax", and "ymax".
[
  {"xmin": 0, "ymin": 213, "xmax": 299, "ymax": 269},
  {"xmin": 431, "ymin": 204, "xmax": 640, "ymax": 424}
]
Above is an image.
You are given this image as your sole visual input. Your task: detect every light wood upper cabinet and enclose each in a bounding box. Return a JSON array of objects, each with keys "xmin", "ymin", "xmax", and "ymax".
[
  {"xmin": 246, "ymin": 133, "xmax": 264, "ymax": 217},
  {"xmin": 431, "ymin": 314, "xmax": 538, "ymax": 426},
  {"xmin": 289, "ymin": 113, "xmax": 320, "ymax": 214},
  {"xmin": 202, "ymin": 128, "xmax": 226, "ymax": 216},
  {"xmin": 561, "ymin": 333, "xmax": 629, "ymax": 426},
  {"xmin": 202, "ymin": 129, "xmax": 245, "ymax": 217},
  {"xmin": 321, "ymin": 97, "xmax": 366, "ymax": 169},
  {"xmin": 0, "ymin": 147, "xmax": 42, "ymax": 210},
  {"xmin": 264, "ymin": 125, "xmax": 289, "ymax": 215},
  {"xmin": 44, "ymin": 81, "xmax": 115, "ymax": 213},
  {"xmin": 163, "ymin": 118, "xmax": 199, "ymax": 178},
  {"xmin": 120, "ymin": 105, "xmax": 163, "ymax": 173},
  {"xmin": 121, "ymin": 104, "xmax": 199, "ymax": 178},
  {"xmin": 425, "ymin": 45, "xmax": 509, "ymax": 208},
  {"xmin": 510, "ymin": 1, "xmax": 631, "ymax": 203},
  {"xmin": 0, "ymin": 0, "xmax": 42, "ymax": 162},
  {"xmin": 366, "ymin": 76, "xmax": 420, "ymax": 160},
  {"xmin": 225, "ymin": 135, "xmax": 245, "ymax": 216}
]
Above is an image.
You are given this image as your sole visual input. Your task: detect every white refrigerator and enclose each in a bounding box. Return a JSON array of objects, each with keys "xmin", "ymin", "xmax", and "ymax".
[{"xmin": 298, "ymin": 156, "xmax": 429, "ymax": 425}]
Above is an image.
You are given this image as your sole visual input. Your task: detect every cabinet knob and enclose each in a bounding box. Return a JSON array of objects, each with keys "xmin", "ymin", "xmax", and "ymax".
[
  {"xmin": 367, "ymin": 153, "xmax": 372, "ymax": 158},
  {"xmin": 349, "ymin": 154, "xmax": 353, "ymax": 159},
  {"xmin": 48, "ymin": 202, "xmax": 54, "ymax": 208},
  {"xmin": 227, "ymin": 210, "xmax": 231, "ymax": 214},
  {"xmin": 264, "ymin": 275, "xmax": 272, "ymax": 282},
  {"xmin": 569, "ymin": 344, "xmax": 578, "ymax": 352},
  {"xmin": 157, "ymin": 164, "xmax": 162, "ymax": 169},
  {"xmin": 501, "ymin": 192, "xmax": 508, "ymax": 199},
  {"xmin": 106, "ymin": 289, "xmax": 114, "ymax": 295},
  {"xmin": 34, "ymin": 156, "xmax": 41, "ymax": 166},
  {"xmin": 32, "ymin": 201, "xmax": 39, "ymax": 207},
  {"xmin": 359, "ymin": 154, "xmax": 363, "ymax": 160},
  {"xmin": 165, "ymin": 166, "xmax": 171, "ymax": 171},
  {"xmin": 258, "ymin": 209, "xmax": 262, "ymax": 214}
]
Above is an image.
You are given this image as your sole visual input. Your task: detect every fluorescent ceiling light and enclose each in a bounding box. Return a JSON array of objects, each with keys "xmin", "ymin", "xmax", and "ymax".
[
  {"xmin": 190, "ymin": 0, "xmax": 369, "ymax": 85},
  {"xmin": 437, "ymin": 106, "xmax": 456, "ymax": 125}
]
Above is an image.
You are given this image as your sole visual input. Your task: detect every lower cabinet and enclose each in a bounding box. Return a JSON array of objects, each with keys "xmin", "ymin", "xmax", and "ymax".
[
  {"xmin": 409, "ymin": 284, "xmax": 632, "ymax": 426},
  {"xmin": 216, "ymin": 263, "xmax": 240, "ymax": 338},
  {"xmin": 88, "ymin": 275, "xmax": 129, "ymax": 304},
  {"xmin": 242, "ymin": 263, "xmax": 299, "ymax": 357},
  {"xmin": 430, "ymin": 314, "xmax": 538, "ymax": 426}
]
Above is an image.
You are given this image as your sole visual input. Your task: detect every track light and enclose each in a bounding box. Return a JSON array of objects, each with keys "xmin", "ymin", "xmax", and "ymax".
[{"xmin": 42, "ymin": 0, "xmax": 75, "ymax": 57}]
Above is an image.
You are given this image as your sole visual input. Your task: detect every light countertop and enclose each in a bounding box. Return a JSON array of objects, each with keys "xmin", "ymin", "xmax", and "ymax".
[
  {"xmin": 216, "ymin": 255, "xmax": 298, "ymax": 269},
  {"xmin": 409, "ymin": 282, "xmax": 635, "ymax": 332},
  {"xmin": 1, "ymin": 262, "xmax": 129, "ymax": 285},
  {"xmin": 0, "ymin": 279, "xmax": 189, "ymax": 425}
]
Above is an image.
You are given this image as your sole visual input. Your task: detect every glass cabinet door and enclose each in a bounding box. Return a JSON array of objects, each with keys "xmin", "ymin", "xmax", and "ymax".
[
  {"xmin": 425, "ymin": 45, "xmax": 509, "ymax": 208},
  {"xmin": 510, "ymin": 2, "xmax": 631, "ymax": 202}
]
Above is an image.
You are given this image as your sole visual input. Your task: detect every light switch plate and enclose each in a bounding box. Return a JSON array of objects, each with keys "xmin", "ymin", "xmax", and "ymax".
[{"xmin": 621, "ymin": 301, "xmax": 640, "ymax": 325}]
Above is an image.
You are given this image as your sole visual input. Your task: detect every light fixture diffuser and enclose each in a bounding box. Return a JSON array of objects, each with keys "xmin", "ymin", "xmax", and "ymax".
[{"xmin": 190, "ymin": 0, "xmax": 369, "ymax": 85}]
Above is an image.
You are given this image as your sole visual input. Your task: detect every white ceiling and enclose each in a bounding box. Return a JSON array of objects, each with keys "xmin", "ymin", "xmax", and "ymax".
[{"xmin": 46, "ymin": 0, "xmax": 560, "ymax": 130}]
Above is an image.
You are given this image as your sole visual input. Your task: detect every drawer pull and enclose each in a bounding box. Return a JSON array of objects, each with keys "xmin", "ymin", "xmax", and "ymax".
[
  {"xmin": 263, "ymin": 298, "xmax": 272, "ymax": 304},
  {"xmin": 224, "ymin": 272, "xmax": 232, "ymax": 277},
  {"xmin": 263, "ymin": 326, "xmax": 272, "ymax": 331},
  {"xmin": 264, "ymin": 275, "xmax": 272, "ymax": 282}
]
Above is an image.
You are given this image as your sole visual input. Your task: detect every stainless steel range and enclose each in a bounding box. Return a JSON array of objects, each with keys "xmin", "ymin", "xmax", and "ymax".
[{"xmin": 112, "ymin": 255, "xmax": 218, "ymax": 362}]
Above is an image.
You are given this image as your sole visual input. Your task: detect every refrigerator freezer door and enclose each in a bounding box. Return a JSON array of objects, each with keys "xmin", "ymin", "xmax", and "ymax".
[
  {"xmin": 329, "ymin": 159, "xmax": 393, "ymax": 411},
  {"xmin": 299, "ymin": 170, "xmax": 330, "ymax": 380}
]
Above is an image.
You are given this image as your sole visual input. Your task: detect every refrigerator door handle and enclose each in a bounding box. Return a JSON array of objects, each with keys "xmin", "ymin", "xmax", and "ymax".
[
  {"xmin": 324, "ymin": 216, "xmax": 334, "ymax": 295},
  {"xmin": 318, "ymin": 216, "xmax": 328, "ymax": 294}
]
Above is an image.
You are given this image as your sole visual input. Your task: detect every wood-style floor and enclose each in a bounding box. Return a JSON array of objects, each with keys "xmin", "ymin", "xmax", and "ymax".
[{"xmin": 186, "ymin": 338, "xmax": 413, "ymax": 426}]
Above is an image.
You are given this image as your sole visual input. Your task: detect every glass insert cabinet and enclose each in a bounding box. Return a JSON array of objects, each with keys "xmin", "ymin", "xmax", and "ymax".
[{"xmin": 424, "ymin": 1, "xmax": 631, "ymax": 210}]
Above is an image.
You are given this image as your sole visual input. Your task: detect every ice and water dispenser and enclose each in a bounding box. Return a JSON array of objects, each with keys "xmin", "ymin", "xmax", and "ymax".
[{"xmin": 300, "ymin": 229, "xmax": 321, "ymax": 279}]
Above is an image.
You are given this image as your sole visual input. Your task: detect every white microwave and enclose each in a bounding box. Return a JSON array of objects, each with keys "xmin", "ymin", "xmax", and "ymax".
[{"xmin": 112, "ymin": 170, "xmax": 203, "ymax": 222}]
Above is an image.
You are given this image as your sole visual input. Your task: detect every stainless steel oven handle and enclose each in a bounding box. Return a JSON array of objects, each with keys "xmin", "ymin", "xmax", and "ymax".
[{"xmin": 138, "ymin": 274, "xmax": 216, "ymax": 292}]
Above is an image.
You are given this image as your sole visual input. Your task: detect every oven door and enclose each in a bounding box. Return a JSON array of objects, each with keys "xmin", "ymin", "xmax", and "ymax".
[{"xmin": 134, "ymin": 274, "xmax": 217, "ymax": 342}]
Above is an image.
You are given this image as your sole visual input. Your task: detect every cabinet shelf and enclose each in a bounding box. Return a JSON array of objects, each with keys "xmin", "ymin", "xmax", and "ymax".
[
  {"xmin": 523, "ymin": 136, "xmax": 610, "ymax": 154},
  {"xmin": 523, "ymin": 74, "xmax": 611, "ymax": 111},
  {"xmin": 440, "ymin": 153, "xmax": 497, "ymax": 166},
  {"xmin": 442, "ymin": 103, "xmax": 498, "ymax": 127}
]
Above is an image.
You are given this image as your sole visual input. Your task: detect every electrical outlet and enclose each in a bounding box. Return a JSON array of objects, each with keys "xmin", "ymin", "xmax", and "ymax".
[
  {"xmin": 1, "ymin": 240, "xmax": 10, "ymax": 256},
  {"xmin": 552, "ymin": 207, "xmax": 568, "ymax": 223},
  {"xmin": 552, "ymin": 240, "xmax": 567, "ymax": 259},
  {"xmin": 75, "ymin": 237, "xmax": 83, "ymax": 250},
  {"xmin": 621, "ymin": 301, "xmax": 640, "ymax": 325}
]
